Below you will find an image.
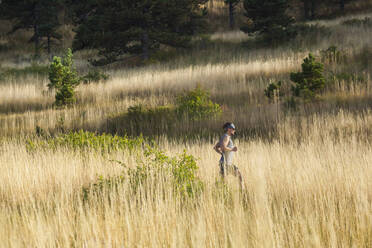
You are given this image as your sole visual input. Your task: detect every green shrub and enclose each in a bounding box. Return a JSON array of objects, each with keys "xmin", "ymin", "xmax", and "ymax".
[
  {"xmin": 81, "ymin": 143, "xmax": 203, "ymax": 201},
  {"xmin": 291, "ymin": 53, "xmax": 325, "ymax": 100},
  {"xmin": 48, "ymin": 49, "xmax": 80, "ymax": 106},
  {"xmin": 26, "ymin": 130, "xmax": 144, "ymax": 153},
  {"xmin": 176, "ymin": 85, "xmax": 222, "ymax": 120},
  {"xmin": 106, "ymin": 104, "xmax": 177, "ymax": 137},
  {"xmin": 82, "ymin": 175, "xmax": 125, "ymax": 202},
  {"xmin": 264, "ymin": 81, "xmax": 283, "ymax": 100},
  {"xmin": 81, "ymin": 70, "xmax": 109, "ymax": 84},
  {"xmin": 128, "ymin": 146, "xmax": 203, "ymax": 198},
  {"xmin": 127, "ymin": 104, "xmax": 174, "ymax": 122},
  {"xmin": 55, "ymin": 82, "xmax": 75, "ymax": 106}
]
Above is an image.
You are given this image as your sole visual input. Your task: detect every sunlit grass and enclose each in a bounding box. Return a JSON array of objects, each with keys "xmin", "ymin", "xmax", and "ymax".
[{"xmin": 0, "ymin": 12, "xmax": 371, "ymax": 247}]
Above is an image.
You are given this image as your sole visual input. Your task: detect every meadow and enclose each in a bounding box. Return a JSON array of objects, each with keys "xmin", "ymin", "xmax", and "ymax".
[{"xmin": 0, "ymin": 10, "xmax": 371, "ymax": 248}]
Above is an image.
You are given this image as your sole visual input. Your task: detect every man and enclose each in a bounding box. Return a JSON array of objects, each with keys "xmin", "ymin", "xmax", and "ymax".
[{"xmin": 214, "ymin": 122, "xmax": 243, "ymax": 187}]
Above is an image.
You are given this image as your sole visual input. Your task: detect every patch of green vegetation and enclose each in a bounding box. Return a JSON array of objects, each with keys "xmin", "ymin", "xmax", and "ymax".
[
  {"xmin": 48, "ymin": 49, "xmax": 80, "ymax": 106},
  {"xmin": 176, "ymin": 85, "xmax": 222, "ymax": 120},
  {"xmin": 107, "ymin": 104, "xmax": 176, "ymax": 136},
  {"xmin": 26, "ymin": 130, "xmax": 144, "ymax": 153},
  {"xmin": 81, "ymin": 142, "xmax": 203, "ymax": 202},
  {"xmin": 291, "ymin": 53, "xmax": 325, "ymax": 100},
  {"xmin": 107, "ymin": 86, "xmax": 222, "ymax": 137},
  {"xmin": 264, "ymin": 81, "xmax": 283, "ymax": 101}
]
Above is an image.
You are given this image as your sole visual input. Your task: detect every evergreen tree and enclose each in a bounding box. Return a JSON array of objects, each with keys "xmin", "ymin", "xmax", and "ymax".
[
  {"xmin": 70, "ymin": 0, "xmax": 208, "ymax": 65},
  {"xmin": 224, "ymin": 0, "xmax": 240, "ymax": 29},
  {"xmin": 291, "ymin": 53, "xmax": 325, "ymax": 100},
  {"xmin": 241, "ymin": 0, "xmax": 295, "ymax": 45},
  {"xmin": 0, "ymin": 0, "xmax": 62, "ymax": 55},
  {"xmin": 49, "ymin": 49, "xmax": 80, "ymax": 106}
]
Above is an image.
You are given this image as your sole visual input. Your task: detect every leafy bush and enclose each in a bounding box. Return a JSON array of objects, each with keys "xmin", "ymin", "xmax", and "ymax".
[
  {"xmin": 82, "ymin": 174, "xmax": 125, "ymax": 202},
  {"xmin": 126, "ymin": 104, "xmax": 174, "ymax": 122},
  {"xmin": 106, "ymin": 87, "xmax": 223, "ymax": 138},
  {"xmin": 48, "ymin": 49, "xmax": 80, "ymax": 106},
  {"xmin": 264, "ymin": 81, "xmax": 283, "ymax": 100},
  {"xmin": 26, "ymin": 130, "xmax": 144, "ymax": 153},
  {"xmin": 127, "ymin": 146, "xmax": 203, "ymax": 198},
  {"xmin": 176, "ymin": 85, "xmax": 221, "ymax": 120},
  {"xmin": 291, "ymin": 54, "xmax": 325, "ymax": 100},
  {"xmin": 81, "ymin": 142, "xmax": 204, "ymax": 201},
  {"xmin": 80, "ymin": 70, "xmax": 109, "ymax": 84},
  {"xmin": 342, "ymin": 17, "xmax": 371, "ymax": 27}
]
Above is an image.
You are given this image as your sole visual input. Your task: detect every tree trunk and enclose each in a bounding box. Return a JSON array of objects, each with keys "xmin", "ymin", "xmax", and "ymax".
[
  {"xmin": 34, "ymin": 24, "xmax": 40, "ymax": 56},
  {"xmin": 33, "ymin": 3, "xmax": 40, "ymax": 56},
  {"xmin": 340, "ymin": 0, "xmax": 345, "ymax": 12},
  {"xmin": 229, "ymin": 2, "xmax": 235, "ymax": 30},
  {"xmin": 47, "ymin": 34, "xmax": 51, "ymax": 55},
  {"xmin": 142, "ymin": 31, "xmax": 149, "ymax": 60},
  {"xmin": 304, "ymin": 0, "xmax": 310, "ymax": 20},
  {"xmin": 310, "ymin": 0, "xmax": 316, "ymax": 20}
]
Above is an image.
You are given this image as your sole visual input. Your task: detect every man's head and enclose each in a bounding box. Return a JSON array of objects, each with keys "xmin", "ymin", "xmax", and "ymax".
[{"xmin": 223, "ymin": 122, "xmax": 236, "ymax": 135}]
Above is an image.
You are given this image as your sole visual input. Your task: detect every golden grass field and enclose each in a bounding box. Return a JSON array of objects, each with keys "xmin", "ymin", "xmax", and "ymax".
[{"xmin": 0, "ymin": 11, "xmax": 371, "ymax": 248}]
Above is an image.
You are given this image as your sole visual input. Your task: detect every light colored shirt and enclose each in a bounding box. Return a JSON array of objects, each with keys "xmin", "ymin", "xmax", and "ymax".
[{"xmin": 219, "ymin": 133, "xmax": 234, "ymax": 165}]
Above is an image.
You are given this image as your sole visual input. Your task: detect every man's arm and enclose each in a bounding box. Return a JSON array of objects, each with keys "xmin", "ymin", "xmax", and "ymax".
[
  {"xmin": 221, "ymin": 136, "xmax": 237, "ymax": 152},
  {"xmin": 213, "ymin": 142, "xmax": 223, "ymax": 154}
]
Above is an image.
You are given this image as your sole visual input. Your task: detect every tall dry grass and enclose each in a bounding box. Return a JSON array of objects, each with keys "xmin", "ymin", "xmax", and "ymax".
[
  {"xmin": 0, "ymin": 111, "xmax": 371, "ymax": 247},
  {"xmin": 0, "ymin": 13, "xmax": 372, "ymax": 247}
]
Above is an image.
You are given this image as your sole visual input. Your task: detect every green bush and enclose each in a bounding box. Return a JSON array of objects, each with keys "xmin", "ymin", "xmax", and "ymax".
[
  {"xmin": 291, "ymin": 53, "xmax": 325, "ymax": 100},
  {"xmin": 127, "ymin": 104, "xmax": 174, "ymax": 122},
  {"xmin": 176, "ymin": 85, "xmax": 221, "ymax": 120},
  {"xmin": 80, "ymin": 70, "xmax": 109, "ymax": 84},
  {"xmin": 26, "ymin": 130, "xmax": 144, "ymax": 153},
  {"xmin": 48, "ymin": 49, "xmax": 80, "ymax": 106},
  {"xmin": 264, "ymin": 81, "xmax": 283, "ymax": 100},
  {"xmin": 127, "ymin": 146, "xmax": 203, "ymax": 198},
  {"xmin": 81, "ymin": 142, "xmax": 203, "ymax": 201},
  {"xmin": 106, "ymin": 104, "xmax": 177, "ymax": 137}
]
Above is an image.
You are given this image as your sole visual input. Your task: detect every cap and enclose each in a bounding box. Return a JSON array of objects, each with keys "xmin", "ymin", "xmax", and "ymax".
[{"xmin": 227, "ymin": 123, "xmax": 236, "ymax": 130}]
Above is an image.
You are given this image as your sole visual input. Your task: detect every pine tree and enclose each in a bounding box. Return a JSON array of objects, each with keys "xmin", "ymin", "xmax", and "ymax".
[
  {"xmin": 224, "ymin": 0, "xmax": 240, "ymax": 29},
  {"xmin": 241, "ymin": 0, "xmax": 295, "ymax": 45},
  {"xmin": 291, "ymin": 53, "xmax": 325, "ymax": 100},
  {"xmin": 49, "ymin": 49, "xmax": 80, "ymax": 106},
  {"xmin": 0, "ymin": 0, "xmax": 62, "ymax": 55},
  {"xmin": 70, "ymin": 0, "xmax": 208, "ymax": 65}
]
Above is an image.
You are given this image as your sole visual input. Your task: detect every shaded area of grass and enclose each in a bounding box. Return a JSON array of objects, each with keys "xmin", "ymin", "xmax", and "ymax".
[{"xmin": 0, "ymin": 64, "xmax": 49, "ymax": 81}]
